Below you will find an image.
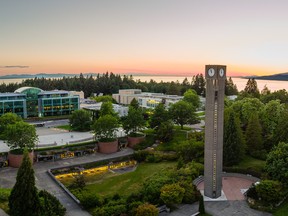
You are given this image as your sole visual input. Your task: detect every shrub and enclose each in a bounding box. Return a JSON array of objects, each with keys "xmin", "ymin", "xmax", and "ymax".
[
  {"xmin": 93, "ymin": 204, "xmax": 127, "ymax": 216},
  {"xmin": 134, "ymin": 150, "xmax": 151, "ymax": 162},
  {"xmin": 39, "ymin": 190, "xmax": 66, "ymax": 216},
  {"xmin": 160, "ymin": 183, "xmax": 185, "ymax": 207},
  {"xmin": 77, "ymin": 190, "xmax": 103, "ymax": 209},
  {"xmin": 135, "ymin": 203, "xmax": 158, "ymax": 216},
  {"xmin": 255, "ymin": 180, "xmax": 284, "ymax": 204}
]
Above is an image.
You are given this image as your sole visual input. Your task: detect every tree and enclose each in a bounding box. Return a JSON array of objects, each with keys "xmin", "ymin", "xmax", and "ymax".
[
  {"xmin": 92, "ymin": 115, "xmax": 119, "ymax": 141},
  {"xmin": 69, "ymin": 109, "xmax": 92, "ymax": 131},
  {"xmin": 0, "ymin": 113, "xmax": 22, "ymax": 139},
  {"xmin": 91, "ymin": 95, "xmax": 116, "ymax": 103},
  {"xmin": 157, "ymin": 121, "xmax": 174, "ymax": 142},
  {"xmin": 177, "ymin": 139, "xmax": 204, "ymax": 162},
  {"xmin": 260, "ymin": 100, "xmax": 284, "ymax": 151},
  {"xmin": 99, "ymin": 101, "xmax": 118, "ymax": 118},
  {"xmin": 231, "ymin": 97, "xmax": 263, "ymax": 126},
  {"xmin": 223, "ymin": 108, "xmax": 245, "ymax": 166},
  {"xmin": 191, "ymin": 74, "xmax": 205, "ymax": 96},
  {"xmin": 4, "ymin": 121, "xmax": 38, "ymax": 152},
  {"xmin": 9, "ymin": 149, "xmax": 41, "ymax": 216},
  {"xmin": 198, "ymin": 195, "xmax": 205, "ymax": 214},
  {"xmin": 160, "ymin": 183, "xmax": 185, "ymax": 207},
  {"xmin": 183, "ymin": 89, "xmax": 200, "ymax": 109},
  {"xmin": 265, "ymin": 142, "xmax": 288, "ymax": 185},
  {"xmin": 225, "ymin": 77, "xmax": 238, "ymax": 96},
  {"xmin": 149, "ymin": 103, "xmax": 170, "ymax": 129},
  {"xmin": 169, "ymin": 100, "xmax": 198, "ymax": 129},
  {"xmin": 130, "ymin": 98, "xmax": 140, "ymax": 110},
  {"xmin": 255, "ymin": 180, "xmax": 284, "ymax": 204},
  {"xmin": 274, "ymin": 109, "xmax": 288, "ymax": 145},
  {"xmin": 39, "ymin": 190, "xmax": 66, "ymax": 216},
  {"xmin": 245, "ymin": 113, "xmax": 264, "ymax": 158},
  {"xmin": 135, "ymin": 203, "xmax": 158, "ymax": 216},
  {"xmin": 242, "ymin": 78, "xmax": 260, "ymax": 98},
  {"xmin": 122, "ymin": 106, "xmax": 145, "ymax": 136}
]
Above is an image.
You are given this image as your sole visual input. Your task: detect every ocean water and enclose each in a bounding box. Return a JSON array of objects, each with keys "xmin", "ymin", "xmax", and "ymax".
[{"xmin": 0, "ymin": 76, "xmax": 287, "ymax": 92}]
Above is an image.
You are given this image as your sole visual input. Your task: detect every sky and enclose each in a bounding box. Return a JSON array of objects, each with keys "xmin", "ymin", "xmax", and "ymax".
[{"xmin": 1, "ymin": 0, "xmax": 288, "ymax": 77}]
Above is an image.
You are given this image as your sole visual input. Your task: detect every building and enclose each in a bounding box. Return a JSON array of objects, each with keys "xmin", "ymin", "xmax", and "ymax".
[
  {"xmin": 112, "ymin": 89, "xmax": 183, "ymax": 109},
  {"xmin": 0, "ymin": 93, "xmax": 27, "ymax": 118},
  {"xmin": 81, "ymin": 102, "xmax": 128, "ymax": 118},
  {"xmin": 204, "ymin": 65, "xmax": 226, "ymax": 199},
  {"xmin": 0, "ymin": 87, "xmax": 80, "ymax": 118}
]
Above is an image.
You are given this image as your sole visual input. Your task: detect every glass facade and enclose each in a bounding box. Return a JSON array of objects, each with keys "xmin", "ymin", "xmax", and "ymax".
[{"xmin": 0, "ymin": 87, "xmax": 80, "ymax": 118}]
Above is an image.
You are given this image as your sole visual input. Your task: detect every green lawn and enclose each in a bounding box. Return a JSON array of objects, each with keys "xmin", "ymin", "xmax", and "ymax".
[
  {"xmin": 55, "ymin": 125, "xmax": 71, "ymax": 130},
  {"xmin": 234, "ymin": 155, "xmax": 265, "ymax": 173},
  {"xmin": 83, "ymin": 162, "xmax": 176, "ymax": 197},
  {"xmin": 0, "ymin": 188, "xmax": 11, "ymax": 214},
  {"xmin": 155, "ymin": 130, "xmax": 187, "ymax": 151},
  {"xmin": 274, "ymin": 197, "xmax": 288, "ymax": 216}
]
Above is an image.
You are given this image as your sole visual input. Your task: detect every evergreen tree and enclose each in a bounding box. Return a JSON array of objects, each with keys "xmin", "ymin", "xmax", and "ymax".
[
  {"xmin": 149, "ymin": 103, "xmax": 170, "ymax": 129},
  {"xmin": 130, "ymin": 98, "xmax": 140, "ymax": 110},
  {"xmin": 225, "ymin": 77, "xmax": 238, "ymax": 95},
  {"xmin": 245, "ymin": 113, "xmax": 264, "ymax": 157},
  {"xmin": 191, "ymin": 74, "xmax": 205, "ymax": 96},
  {"xmin": 39, "ymin": 190, "xmax": 66, "ymax": 216},
  {"xmin": 9, "ymin": 149, "xmax": 41, "ymax": 216},
  {"xmin": 198, "ymin": 194, "xmax": 205, "ymax": 214},
  {"xmin": 223, "ymin": 108, "xmax": 245, "ymax": 166},
  {"xmin": 243, "ymin": 78, "xmax": 260, "ymax": 98}
]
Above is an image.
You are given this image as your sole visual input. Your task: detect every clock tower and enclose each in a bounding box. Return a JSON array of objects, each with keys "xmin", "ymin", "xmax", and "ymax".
[{"xmin": 204, "ymin": 65, "xmax": 226, "ymax": 198}]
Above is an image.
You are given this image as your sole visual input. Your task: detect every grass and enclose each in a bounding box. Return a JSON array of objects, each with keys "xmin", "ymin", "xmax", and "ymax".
[
  {"xmin": 0, "ymin": 188, "xmax": 11, "ymax": 214},
  {"xmin": 156, "ymin": 129, "xmax": 187, "ymax": 151},
  {"xmin": 274, "ymin": 197, "xmax": 288, "ymax": 216},
  {"xmin": 234, "ymin": 155, "xmax": 266, "ymax": 173},
  {"xmin": 55, "ymin": 124, "xmax": 71, "ymax": 130},
  {"xmin": 82, "ymin": 162, "xmax": 176, "ymax": 197}
]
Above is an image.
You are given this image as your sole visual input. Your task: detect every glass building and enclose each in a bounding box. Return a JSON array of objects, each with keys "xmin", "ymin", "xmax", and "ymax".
[{"xmin": 0, "ymin": 87, "xmax": 80, "ymax": 118}]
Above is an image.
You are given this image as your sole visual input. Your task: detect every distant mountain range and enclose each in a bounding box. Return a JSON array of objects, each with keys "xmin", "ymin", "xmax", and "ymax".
[
  {"xmin": 1, "ymin": 72, "xmax": 288, "ymax": 81},
  {"xmin": 244, "ymin": 72, "xmax": 288, "ymax": 81},
  {"xmin": 0, "ymin": 73, "xmax": 93, "ymax": 79}
]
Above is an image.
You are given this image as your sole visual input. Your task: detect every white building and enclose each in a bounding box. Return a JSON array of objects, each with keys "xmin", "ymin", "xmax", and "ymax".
[
  {"xmin": 112, "ymin": 89, "xmax": 183, "ymax": 109},
  {"xmin": 81, "ymin": 102, "xmax": 128, "ymax": 117}
]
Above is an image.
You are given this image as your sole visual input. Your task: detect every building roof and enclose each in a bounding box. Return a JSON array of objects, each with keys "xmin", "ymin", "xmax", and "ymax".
[
  {"xmin": 14, "ymin": 86, "xmax": 43, "ymax": 93},
  {"xmin": 38, "ymin": 90, "xmax": 69, "ymax": 95},
  {"xmin": 0, "ymin": 92, "xmax": 26, "ymax": 97}
]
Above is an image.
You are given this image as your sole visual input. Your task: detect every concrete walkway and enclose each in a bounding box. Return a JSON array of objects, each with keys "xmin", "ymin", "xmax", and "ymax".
[{"xmin": 0, "ymin": 148, "xmax": 134, "ymax": 216}]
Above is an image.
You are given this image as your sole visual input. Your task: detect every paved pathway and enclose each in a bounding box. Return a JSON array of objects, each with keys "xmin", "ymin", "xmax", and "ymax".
[{"xmin": 0, "ymin": 148, "xmax": 134, "ymax": 216}]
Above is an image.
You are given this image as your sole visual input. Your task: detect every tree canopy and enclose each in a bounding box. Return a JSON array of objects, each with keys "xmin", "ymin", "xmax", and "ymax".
[
  {"xmin": 223, "ymin": 108, "xmax": 245, "ymax": 166},
  {"xmin": 265, "ymin": 142, "xmax": 288, "ymax": 185},
  {"xmin": 122, "ymin": 106, "xmax": 145, "ymax": 136},
  {"xmin": 69, "ymin": 109, "xmax": 92, "ymax": 131},
  {"xmin": 92, "ymin": 115, "xmax": 119, "ymax": 142},
  {"xmin": 4, "ymin": 121, "xmax": 38, "ymax": 151},
  {"xmin": 169, "ymin": 100, "xmax": 198, "ymax": 129}
]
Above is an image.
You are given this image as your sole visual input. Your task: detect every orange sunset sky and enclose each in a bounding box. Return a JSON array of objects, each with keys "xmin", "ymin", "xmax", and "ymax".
[{"xmin": 1, "ymin": 1, "xmax": 288, "ymax": 77}]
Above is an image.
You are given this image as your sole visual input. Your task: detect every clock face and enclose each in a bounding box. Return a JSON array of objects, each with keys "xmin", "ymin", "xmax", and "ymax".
[
  {"xmin": 219, "ymin": 68, "xmax": 224, "ymax": 77},
  {"xmin": 208, "ymin": 68, "xmax": 215, "ymax": 77}
]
